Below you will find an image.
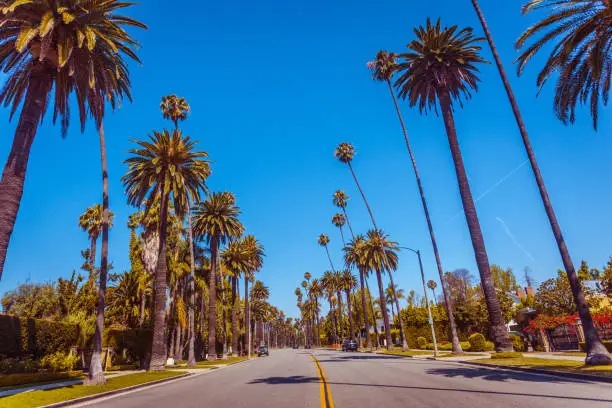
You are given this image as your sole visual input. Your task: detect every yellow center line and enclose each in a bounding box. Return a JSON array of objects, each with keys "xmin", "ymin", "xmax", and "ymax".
[{"xmin": 310, "ymin": 353, "xmax": 335, "ymax": 408}]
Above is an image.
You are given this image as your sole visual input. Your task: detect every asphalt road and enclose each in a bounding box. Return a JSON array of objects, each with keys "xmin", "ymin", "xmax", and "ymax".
[{"xmin": 80, "ymin": 349, "xmax": 612, "ymax": 408}]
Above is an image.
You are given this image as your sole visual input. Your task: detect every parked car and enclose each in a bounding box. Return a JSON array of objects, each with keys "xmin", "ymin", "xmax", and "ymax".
[
  {"xmin": 342, "ymin": 339, "xmax": 358, "ymax": 352},
  {"xmin": 258, "ymin": 346, "xmax": 269, "ymax": 356}
]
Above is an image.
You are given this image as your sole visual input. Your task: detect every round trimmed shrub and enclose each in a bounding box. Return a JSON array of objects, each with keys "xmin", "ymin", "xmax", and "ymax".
[
  {"xmin": 468, "ymin": 333, "xmax": 487, "ymax": 352},
  {"xmin": 417, "ymin": 337, "xmax": 427, "ymax": 350},
  {"xmin": 510, "ymin": 334, "xmax": 527, "ymax": 352}
]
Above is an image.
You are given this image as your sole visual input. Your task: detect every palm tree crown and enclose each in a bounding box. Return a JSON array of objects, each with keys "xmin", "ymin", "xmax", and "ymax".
[
  {"xmin": 515, "ymin": 0, "xmax": 612, "ymax": 129},
  {"xmin": 331, "ymin": 213, "xmax": 346, "ymax": 228},
  {"xmin": 344, "ymin": 235, "xmax": 366, "ymax": 271},
  {"xmin": 395, "ymin": 18, "xmax": 486, "ymax": 112},
  {"xmin": 362, "ymin": 229, "xmax": 399, "ymax": 273},
  {"xmin": 193, "ymin": 192, "xmax": 244, "ymax": 245},
  {"xmin": 160, "ymin": 95, "xmax": 190, "ymax": 128},
  {"xmin": 0, "ymin": 0, "xmax": 146, "ymax": 133},
  {"xmin": 123, "ymin": 129, "xmax": 211, "ymax": 218},
  {"xmin": 318, "ymin": 233, "xmax": 330, "ymax": 247},
  {"xmin": 427, "ymin": 280, "xmax": 438, "ymax": 291},
  {"xmin": 332, "ymin": 190, "xmax": 349, "ymax": 209},
  {"xmin": 334, "ymin": 142, "xmax": 355, "ymax": 164},
  {"xmin": 78, "ymin": 204, "xmax": 115, "ymax": 240},
  {"xmin": 367, "ymin": 50, "xmax": 398, "ymax": 82}
]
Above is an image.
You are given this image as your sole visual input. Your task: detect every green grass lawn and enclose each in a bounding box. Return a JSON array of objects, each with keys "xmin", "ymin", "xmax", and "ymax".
[
  {"xmin": 0, "ymin": 371, "xmax": 85, "ymax": 390},
  {"xmin": 0, "ymin": 371, "xmax": 187, "ymax": 408},
  {"xmin": 167, "ymin": 355, "xmax": 249, "ymax": 369},
  {"xmin": 436, "ymin": 353, "xmax": 484, "ymax": 358},
  {"xmin": 556, "ymin": 352, "xmax": 587, "ymax": 357},
  {"xmin": 470, "ymin": 357, "xmax": 612, "ymax": 377},
  {"xmin": 382, "ymin": 350, "xmax": 449, "ymax": 357}
]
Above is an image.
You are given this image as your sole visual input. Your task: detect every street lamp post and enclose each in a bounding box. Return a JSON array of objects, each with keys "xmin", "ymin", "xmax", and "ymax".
[{"xmin": 399, "ymin": 246, "xmax": 439, "ymax": 357}]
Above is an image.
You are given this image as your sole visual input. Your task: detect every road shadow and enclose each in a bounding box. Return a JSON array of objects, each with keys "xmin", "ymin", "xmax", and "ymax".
[
  {"xmin": 316, "ymin": 354, "xmax": 404, "ymax": 363},
  {"xmin": 425, "ymin": 366, "xmax": 586, "ymax": 384},
  {"xmin": 249, "ymin": 375, "xmax": 319, "ymax": 385}
]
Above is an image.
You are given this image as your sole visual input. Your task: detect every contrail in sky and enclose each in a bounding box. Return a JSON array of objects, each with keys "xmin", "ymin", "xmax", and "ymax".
[
  {"xmin": 496, "ymin": 217, "xmax": 536, "ymax": 263},
  {"xmin": 447, "ymin": 160, "xmax": 529, "ymax": 223}
]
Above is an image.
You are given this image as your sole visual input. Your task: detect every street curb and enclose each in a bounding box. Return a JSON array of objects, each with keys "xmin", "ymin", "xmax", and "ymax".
[
  {"xmin": 41, "ymin": 373, "xmax": 192, "ymax": 408},
  {"xmin": 455, "ymin": 360, "xmax": 612, "ymax": 384}
]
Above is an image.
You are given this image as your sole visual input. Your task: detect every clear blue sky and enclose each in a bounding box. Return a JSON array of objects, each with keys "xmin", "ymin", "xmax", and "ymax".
[{"xmin": 0, "ymin": 1, "xmax": 610, "ymax": 319}]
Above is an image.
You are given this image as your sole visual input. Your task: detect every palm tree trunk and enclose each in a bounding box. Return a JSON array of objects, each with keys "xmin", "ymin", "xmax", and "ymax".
[
  {"xmin": 324, "ymin": 245, "xmax": 336, "ymax": 273},
  {"xmin": 386, "ymin": 79, "xmax": 463, "ymax": 353},
  {"xmin": 341, "ymin": 208, "xmax": 355, "ymax": 238},
  {"xmin": 375, "ymin": 270, "xmax": 392, "ymax": 350},
  {"xmin": 207, "ymin": 237, "xmax": 219, "ymax": 360},
  {"xmin": 244, "ymin": 277, "xmax": 249, "ymax": 355},
  {"xmin": 388, "ymin": 273, "xmax": 408, "ymax": 350},
  {"xmin": 439, "ymin": 90, "xmax": 512, "ymax": 352},
  {"xmin": 345, "ymin": 290, "xmax": 354, "ymax": 340},
  {"xmin": 187, "ymin": 202, "xmax": 196, "ymax": 366},
  {"xmin": 220, "ymin": 272, "xmax": 228, "ymax": 358},
  {"xmin": 139, "ymin": 291, "xmax": 147, "ymax": 328},
  {"xmin": 0, "ymin": 76, "xmax": 52, "ymax": 280},
  {"xmin": 359, "ymin": 269, "xmax": 371, "ymax": 348},
  {"xmin": 347, "ymin": 163, "xmax": 378, "ymax": 230},
  {"xmin": 89, "ymin": 236, "xmax": 98, "ymax": 269},
  {"xmin": 85, "ymin": 122, "xmax": 110, "ymax": 385},
  {"xmin": 471, "ymin": 0, "xmax": 610, "ymax": 364},
  {"xmin": 231, "ymin": 276, "xmax": 238, "ymax": 355},
  {"xmin": 338, "ymin": 227, "xmax": 346, "ymax": 247},
  {"xmin": 365, "ymin": 279, "xmax": 380, "ymax": 348},
  {"xmin": 336, "ymin": 291, "xmax": 344, "ymax": 341}
]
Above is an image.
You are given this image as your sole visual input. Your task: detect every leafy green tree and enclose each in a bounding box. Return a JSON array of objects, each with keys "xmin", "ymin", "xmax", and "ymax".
[
  {"xmin": 395, "ymin": 18, "xmax": 511, "ymax": 352},
  {"xmin": 193, "ymin": 192, "xmax": 244, "ymax": 360},
  {"xmin": 601, "ymin": 258, "xmax": 612, "ymax": 297},
  {"xmin": 535, "ymin": 271, "xmax": 600, "ymax": 316},
  {"xmin": 1, "ymin": 282, "xmax": 59, "ymax": 318},
  {"xmin": 123, "ymin": 129, "xmax": 211, "ymax": 370},
  {"xmin": 491, "ymin": 265, "xmax": 520, "ymax": 292}
]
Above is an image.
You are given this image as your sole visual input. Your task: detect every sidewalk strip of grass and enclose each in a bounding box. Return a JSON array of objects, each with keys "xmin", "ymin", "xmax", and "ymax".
[
  {"xmin": 436, "ymin": 353, "xmax": 484, "ymax": 358},
  {"xmin": 382, "ymin": 350, "xmax": 448, "ymax": 357},
  {"xmin": 469, "ymin": 357, "xmax": 612, "ymax": 377},
  {"xmin": 0, "ymin": 370, "xmax": 187, "ymax": 408},
  {"xmin": 167, "ymin": 355, "xmax": 249, "ymax": 369}
]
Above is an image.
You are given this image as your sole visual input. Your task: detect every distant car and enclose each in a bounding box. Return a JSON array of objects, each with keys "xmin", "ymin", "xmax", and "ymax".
[
  {"xmin": 258, "ymin": 346, "xmax": 269, "ymax": 357},
  {"xmin": 342, "ymin": 339, "xmax": 358, "ymax": 352},
  {"xmin": 292, "ymin": 344, "xmax": 298, "ymax": 349}
]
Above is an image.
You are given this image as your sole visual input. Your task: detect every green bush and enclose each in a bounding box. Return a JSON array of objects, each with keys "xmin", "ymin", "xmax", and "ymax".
[
  {"xmin": 510, "ymin": 334, "xmax": 527, "ymax": 352},
  {"xmin": 491, "ymin": 352, "xmax": 523, "ymax": 359},
  {"xmin": 416, "ymin": 337, "xmax": 427, "ymax": 350},
  {"xmin": 485, "ymin": 341, "xmax": 495, "ymax": 351},
  {"xmin": 104, "ymin": 328, "xmax": 152, "ymax": 366},
  {"xmin": 460, "ymin": 341, "xmax": 471, "ymax": 351},
  {"xmin": 40, "ymin": 351, "xmax": 80, "ymax": 373},
  {"xmin": 0, "ymin": 371, "xmax": 82, "ymax": 388},
  {"xmin": 0, "ymin": 314, "xmax": 80, "ymax": 358},
  {"xmin": 579, "ymin": 341, "xmax": 612, "ymax": 353},
  {"xmin": 0, "ymin": 356, "xmax": 40, "ymax": 374},
  {"xmin": 468, "ymin": 333, "xmax": 487, "ymax": 352}
]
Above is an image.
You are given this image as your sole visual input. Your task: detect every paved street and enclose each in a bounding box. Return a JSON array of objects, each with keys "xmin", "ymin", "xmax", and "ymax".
[{"xmin": 80, "ymin": 349, "xmax": 612, "ymax": 408}]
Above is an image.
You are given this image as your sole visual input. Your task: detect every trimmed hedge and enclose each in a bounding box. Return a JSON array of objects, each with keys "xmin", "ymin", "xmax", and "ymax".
[
  {"xmin": 104, "ymin": 328, "xmax": 152, "ymax": 366},
  {"xmin": 0, "ymin": 314, "xmax": 80, "ymax": 358},
  {"xmin": 0, "ymin": 371, "xmax": 82, "ymax": 388},
  {"xmin": 468, "ymin": 333, "xmax": 487, "ymax": 352},
  {"xmin": 579, "ymin": 341, "xmax": 612, "ymax": 353},
  {"xmin": 491, "ymin": 352, "xmax": 523, "ymax": 359},
  {"xmin": 510, "ymin": 334, "xmax": 527, "ymax": 352},
  {"xmin": 417, "ymin": 337, "xmax": 427, "ymax": 349}
]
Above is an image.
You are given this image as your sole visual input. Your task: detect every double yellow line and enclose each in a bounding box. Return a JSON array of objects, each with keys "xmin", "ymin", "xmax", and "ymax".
[{"xmin": 310, "ymin": 354, "xmax": 335, "ymax": 408}]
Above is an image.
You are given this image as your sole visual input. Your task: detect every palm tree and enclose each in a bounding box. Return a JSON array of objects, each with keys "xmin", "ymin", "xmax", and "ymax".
[
  {"xmin": 427, "ymin": 280, "xmax": 438, "ymax": 304},
  {"xmin": 341, "ymin": 270, "xmax": 357, "ymax": 340},
  {"xmin": 123, "ymin": 129, "xmax": 211, "ymax": 370},
  {"xmin": 193, "ymin": 192, "xmax": 244, "ymax": 360},
  {"xmin": 332, "ymin": 270, "xmax": 345, "ymax": 340},
  {"xmin": 0, "ymin": 0, "xmax": 146, "ymax": 281},
  {"xmin": 222, "ymin": 238, "xmax": 249, "ymax": 356},
  {"xmin": 318, "ymin": 234, "xmax": 337, "ymax": 273},
  {"xmin": 333, "ymin": 190, "xmax": 355, "ymax": 237},
  {"xmin": 362, "ymin": 229, "xmax": 407, "ymax": 350},
  {"xmin": 309, "ymin": 278, "xmax": 323, "ymax": 346},
  {"xmin": 395, "ymin": 18, "xmax": 511, "ymax": 351},
  {"xmin": 331, "ymin": 214, "xmax": 348, "ymax": 246},
  {"xmin": 368, "ymin": 49, "xmax": 463, "ymax": 353},
  {"xmin": 159, "ymin": 93, "xmax": 200, "ymax": 364},
  {"xmin": 161, "ymin": 95, "xmax": 191, "ymax": 129},
  {"xmin": 242, "ymin": 235, "xmax": 264, "ymax": 355},
  {"xmin": 472, "ymin": 0, "xmax": 612, "ymax": 364},
  {"xmin": 515, "ymin": 0, "xmax": 610, "ymax": 129},
  {"xmin": 344, "ymin": 235, "xmax": 372, "ymax": 349},
  {"xmin": 386, "ymin": 283, "xmax": 405, "ymax": 326},
  {"xmin": 321, "ymin": 270, "xmax": 339, "ymax": 344},
  {"xmin": 78, "ymin": 205, "xmax": 115, "ymax": 269}
]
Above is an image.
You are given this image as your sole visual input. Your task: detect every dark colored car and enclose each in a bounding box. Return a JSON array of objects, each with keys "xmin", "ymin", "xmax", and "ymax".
[
  {"xmin": 258, "ymin": 346, "xmax": 269, "ymax": 356},
  {"xmin": 342, "ymin": 339, "xmax": 358, "ymax": 352}
]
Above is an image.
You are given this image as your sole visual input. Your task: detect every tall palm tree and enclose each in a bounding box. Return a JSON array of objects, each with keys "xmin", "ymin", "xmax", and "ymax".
[
  {"xmin": 160, "ymin": 95, "xmax": 191, "ymax": 129},
  {"xmin": 333, "ymin": 190, "xmax": 355, "ymax": 237},
  {"xmin": 341, "ymin": 270, "xmax": 357, "ymax": 340},
  {"xmin": 159, "ymin": 94, "xmax": 200, "ymax": 365},
  {"xmin": 368, "ymin": 49, "xmax": 463, "ymax": 353},
  {"xmin": 386, "ymin": 283, "xmax": 405, "ymax": 325},
  {"xmin": 309, "ymin": 278, "xmax": 323, "ymax": 346},
  {"xmin": 395, "ymin": 18, "xmax": 512, "ymax": 351},
  {"xmin": 321, "ymin": 270, "xmax": 339, "ymax": 344},
  {"xmin": 0, "ymin": 0, "xmax": 146, "ymax": 281},
  {"xmin": 222, "ymin": 238, "xmax": 249, "ymax": 356},
  {"xmin": 344, "ymin": 235, "xmax": 372, "ymax": 349},
  {"xmin": 331, "ymin": 213, "xmax": 348, "ymax": 246},
  {"xmin": 123, "ymin": 129, "xmax": 211, "ymax": 370},
  {"xmin": 332, "ymin": 270, "xmax": 345, "ymax": 340},
  {"xmin": 334, "ymin": 143, "xmax": 407, "ymax": 350},
  {"xmin": 193, "ymin": 192, "xmax": 244, "ymax": 361},
  {"xmin": 362, "ymin": 229, "xmax": 407, "ymax": 350},
  {"xmin": 427, "ymin": 280, "xmax": 438, "ymax": 304},
  {"xmin": 515, "ymin": 0, "xmax": 611, "ymax": 130},
  {"xmin": 318, "ymin": 233, "xmax": 337, "ymax": 273},
  {"xmin": 473, "ymin": 0, "xmax": 612, "ymax": 364},
  {"xmin": 78, "ymin": 205, "xmax": 115, "ymax": 269},
  {"xmin": 242, "ymin": 235, "xmax": 264, "ymax": 355}
]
